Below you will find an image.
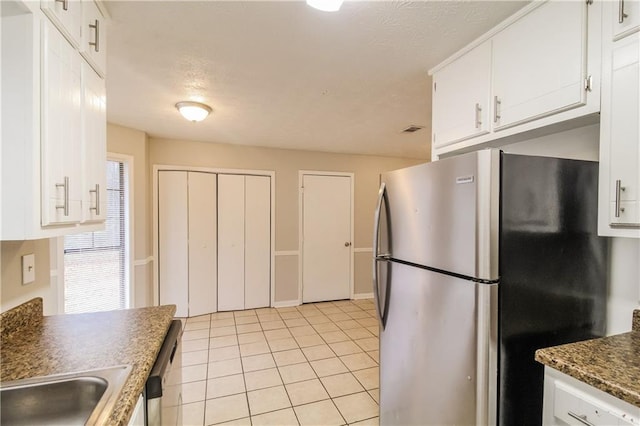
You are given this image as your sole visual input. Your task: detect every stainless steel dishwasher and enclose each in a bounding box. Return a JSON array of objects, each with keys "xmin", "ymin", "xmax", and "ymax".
[{"xmin": 145, "ymin": 320, "xmax": 182, "ymax": 426}]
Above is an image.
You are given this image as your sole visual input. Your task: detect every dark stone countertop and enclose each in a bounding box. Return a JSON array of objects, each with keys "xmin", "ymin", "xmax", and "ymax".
[{"xmin": 535, "ymin": 309, "xmax": 640, "ymax": 408}]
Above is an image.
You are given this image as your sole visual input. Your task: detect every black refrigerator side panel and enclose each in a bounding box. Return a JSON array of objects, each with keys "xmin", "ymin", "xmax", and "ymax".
[{"xmin": 498, "ymin": 154, "xmax": 608, "ymax": 426}]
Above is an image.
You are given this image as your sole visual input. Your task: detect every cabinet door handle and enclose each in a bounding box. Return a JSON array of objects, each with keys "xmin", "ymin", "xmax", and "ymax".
[
  {"xmin": 55, "ymin": 0, "xmax": 68, "ymax": 11},
  {"xmin": 89, "ymin": 184, "xmax": 100, "ymax": 216},
  {"xmin": 89, "ymin": 19, "xmax": 100, "ymax": 52},
  {"xmin": 56, "ymin": 176, "xmax": 70, "ymax": 217},
  {"xmin": 493, "ymin": 96, "xmax": 501, "ymax": 124},
  {"xmin": 567, "ymin": 411, "xmax": 596, "ymax": 426},
  {"xmin": 619, "ymin": 0, "xmax": 629, "ymax": 23},
  {"xmin": 615, "ymin": 179, "xmax": 626, "ymax": 218},
  {"xmin": 475, "ymin": 103, "xmax": 482, "ymax": 129}
]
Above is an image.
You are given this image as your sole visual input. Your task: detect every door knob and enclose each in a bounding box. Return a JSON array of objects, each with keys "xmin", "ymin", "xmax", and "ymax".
[{"xmin": 344, "ymin": 242, "xmax": 351, "ymax": 247}]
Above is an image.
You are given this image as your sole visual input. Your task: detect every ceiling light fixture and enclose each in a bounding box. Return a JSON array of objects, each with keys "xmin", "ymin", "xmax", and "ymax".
[
  {"xmin": 306, "ymin": 0, "xmax": 344, "ymax": 12},
  {"xmin": 175, "ymin": 101, "xmax": 212, "ymax": 122}
]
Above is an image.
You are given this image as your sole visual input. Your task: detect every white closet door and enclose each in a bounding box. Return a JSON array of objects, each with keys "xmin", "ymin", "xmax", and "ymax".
[
  {"xmin": 218, "ymin": 174, "xmax": 245, "ymax": 311},
  {"xmin": 188, "ymin": 172, "xmax": 218, "ymax": 316},
  {"xmin": 158, "ymin": 171, "xmax": 189, "ymax": 317},
  {"xmin": 244, "ymin": 176, "xmax": 271, "ymax": 309}
]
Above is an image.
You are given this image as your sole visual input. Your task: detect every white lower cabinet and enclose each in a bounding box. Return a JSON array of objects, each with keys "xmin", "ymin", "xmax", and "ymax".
[
  {"xmin": 127, "ymin": 394, "xmax": 145, "ymax": 426},
  {"xmin": 157, "ymin": 171, "xmax": 271, "ymax": 316},
  {"xmin": 543, "ymin": 367, "xmax": 640, "ymax": 426}
]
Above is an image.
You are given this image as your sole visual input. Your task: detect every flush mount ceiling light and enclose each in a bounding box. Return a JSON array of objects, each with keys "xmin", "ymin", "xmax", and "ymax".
[
  {"xmin": 306, "ymin": 0, "xmax": 344, "ymax": 12},
  {"xmin": 175, "ymin": 101, "xmax": 212, "ymax": 122}
]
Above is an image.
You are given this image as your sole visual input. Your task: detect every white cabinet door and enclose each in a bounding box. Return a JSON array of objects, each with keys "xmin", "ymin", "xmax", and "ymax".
[
  {"xmin": 40, "ymin": 0, "xmax": 82, "ymax": 47},
  {"xmin": 188, "ymin": 172, "xmax": 218, "ymax": 317},
  {"xmin": 79, "ymin": 0, "xmax": 106, "ymax": 77},
  {"xmin": 244, "ymin": 176, "xmax": 271, "ymax": 309},
  {"xmin": 81, "ymin": 61, "xmax": 106, "ymax": 223},
  {"xmin": 41, "ymin": 20, "xmax": 83, "ymax": 226},
  {"xmin": 604, "ymin": 35, "xmax": 640, "ymax": 229},
  {"xmin": 158, "ymin": 171, "xmax": 189, "ymax": 317},
  {"xmin": 218, "ymin": 174, "xmax": 245, "ymax": 311},
  {"xmin": 432, "ymin": 41, "xmax": 491, "ymax": 148},
  {"xmin": 492, "ymin": 1, "xmax": 588, "ymax": 130},
  {"xmin": 613, "ymin": 0, "xmax": 640, "ymax": 41}
]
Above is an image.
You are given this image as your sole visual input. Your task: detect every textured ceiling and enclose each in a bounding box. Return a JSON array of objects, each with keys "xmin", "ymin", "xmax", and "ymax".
[{"xmin": 106, "ymin": 1, "xmax": 528, "ymax": 160}]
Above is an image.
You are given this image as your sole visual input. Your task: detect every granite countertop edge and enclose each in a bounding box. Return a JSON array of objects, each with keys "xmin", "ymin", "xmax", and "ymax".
[
  {"xmin": 535, "ymin": 309, "xmax": 640, "ymax": 409},
  {"xmin": 0, "ymin": 299, "xmax": 177, "ymax": 426}
]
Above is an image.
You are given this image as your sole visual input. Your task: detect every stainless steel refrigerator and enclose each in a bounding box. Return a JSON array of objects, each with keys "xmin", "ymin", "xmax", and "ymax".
[{"xmin": 373, "ymin": 149, "xmax": 607, "ymax": 426}]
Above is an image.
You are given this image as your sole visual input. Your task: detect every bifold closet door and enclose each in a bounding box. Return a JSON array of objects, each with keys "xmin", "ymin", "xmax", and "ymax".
[
  {"xmin": 245, "ymin": 176, "xmax": 271, "ymax": 309},
  {"xmin": 158, "ymin": 171, "xmax": 189, "ymax": 317},
  {"xmin": 188, "ymin": 172, "xmax": 217, "ymax": 316},
  {"xmin": 218, "ymin": 174, "xmax": 246, "ymax": 311}
]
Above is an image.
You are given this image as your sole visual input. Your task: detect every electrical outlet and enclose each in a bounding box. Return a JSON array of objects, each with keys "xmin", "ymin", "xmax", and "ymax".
[{"xmin": 22, "ymin": 254, "xmax": 35, "ymax": 285}]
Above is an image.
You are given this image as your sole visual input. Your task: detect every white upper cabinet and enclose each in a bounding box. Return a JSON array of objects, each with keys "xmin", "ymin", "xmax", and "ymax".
[
  {"xmin": 81, "ymin": 61, "xmax": 106, "ymax": 223},
  {"xmin": 432, "ymin": 41, "xmax": 491, "ymax": 148},
  {"xmin": 429, "ymin": 0, "xmax": 601, "ymax": 159},
  {"xmin": 1, "ymin": 0, "xmax": 107, "ymax": 240},
  {"xmin": 612, "ymin": 0, "xmax": 640, "ymax": 41},
  {"xmin": 598, "ymin": 0, "xmax": 640, "ymax": 238},
  {"xmin": 79, "ymin": 0, "xmax": 106, "ymax": 77},
  {"xmin": 492, "ymin": 1, "xmax": 587, "ymax": 130},
  {"xmin": 41, "ymin": 19, "xmax": 83, "ymax": 226},
  {"xmin": 40, "ymin": 0, "xmax": 82, "ymax": 47}
]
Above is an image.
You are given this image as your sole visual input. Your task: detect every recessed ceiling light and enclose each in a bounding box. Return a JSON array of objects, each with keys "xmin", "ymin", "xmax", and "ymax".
[
  {"xmin": 306, "ymin": 0, "xmax": 344, "ymax": 12},
  {"xmin": 175, "ymin": 101, "xmax": 212, "ymax": 122}
]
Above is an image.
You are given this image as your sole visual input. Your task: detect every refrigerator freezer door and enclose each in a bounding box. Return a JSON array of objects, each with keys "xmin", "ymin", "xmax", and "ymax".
[
  {"xmin": 381, "ymin": 150, "xmax": 499, "ymax": 280},
  {"xmin": 380, "ymin": 260, "xmax": 496, "ymax": 425}
]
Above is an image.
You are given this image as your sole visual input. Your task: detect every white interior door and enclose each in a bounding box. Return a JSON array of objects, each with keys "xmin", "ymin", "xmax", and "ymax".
[
  {"xmin": 302, "ymin": 174, "xmax": 352, "ymax": 303},
  {"xmin": 188, "ymin": 172, "xmax": 218, "ymax": 316},
  {"xmin": 218, "ymin": 174, "xmax": 245, "ymax": 311},
  {"xmin": 158, "ymin": 171, "xmax": 189, "ymax": 317},
  {"xmin": 245, "ymin": 175, "xmax": 271, "ymax": 309}
]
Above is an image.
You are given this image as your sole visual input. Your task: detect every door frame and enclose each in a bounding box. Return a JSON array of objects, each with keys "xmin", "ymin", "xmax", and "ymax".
[
  {"xmin": 298, "ymin": 171, "xmax": 355, "ymax": 304},
  {"xmin": 152, "ymin": 165, "xmax": 276, "ymax": 308}
]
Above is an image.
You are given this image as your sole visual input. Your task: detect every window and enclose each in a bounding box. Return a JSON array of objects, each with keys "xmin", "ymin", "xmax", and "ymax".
[{"xmin": 63, "ymin": 160, "xmax": 130, "ymax": 313}]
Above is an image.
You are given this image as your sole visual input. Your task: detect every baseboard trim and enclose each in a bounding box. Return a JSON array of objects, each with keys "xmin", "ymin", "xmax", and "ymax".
[
  {"xmin": 273, "ymin": 300, "xmax": 300, "ymax": 308},
  {"xmin": 352, "ymin": 292, "xmax": 374, "ymax": 300}
]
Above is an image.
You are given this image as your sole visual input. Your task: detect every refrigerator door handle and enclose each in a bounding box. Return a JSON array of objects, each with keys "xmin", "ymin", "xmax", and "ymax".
[{"xmin": 373, "ymin": 182, "xmax": 389, "ymax": 329}]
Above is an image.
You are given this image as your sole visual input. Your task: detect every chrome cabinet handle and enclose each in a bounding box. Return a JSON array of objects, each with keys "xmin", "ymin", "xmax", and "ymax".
[
  {"xmin": 568, "ymin": 411, "xmax": 595, "ymax": 426},
  {"xmin": 615, "ymin": 179, "xmax": 626, "ymax": 218},
  {"xmin": 89, "ymin": 19, "xmax": 100, "ymax": 52},
  {"xmin": 475, "ymin": 103, "xmax": 482, "ymax": 129},
  {"xmin": 55, "ymin": 0, "xmax": 68, "ymax": 11},
  {"xmin": 619, "ymin": 0, "xmax": 628, "ymax": 23},
  {"xmin": 56, "ymin": 176, "xmax": 70, "ymax": 217},
  {"xmin": 493, "ymin": 96, "xmax": 501, "ymax": 124},
  {"xmin": 89, "ymin": 184, "xmax": 100, "ymax": 216}
]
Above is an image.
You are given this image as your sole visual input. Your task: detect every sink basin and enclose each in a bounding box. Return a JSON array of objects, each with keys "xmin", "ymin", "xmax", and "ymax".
[{"xmin": 0, "ymin": 365, "xmax": 132, "ymax": 426}]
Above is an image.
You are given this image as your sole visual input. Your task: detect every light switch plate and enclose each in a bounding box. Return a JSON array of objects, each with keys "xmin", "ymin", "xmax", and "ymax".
[{"xmin": 22, "ymin": 254, "xmax": 35, "ymax": 285}]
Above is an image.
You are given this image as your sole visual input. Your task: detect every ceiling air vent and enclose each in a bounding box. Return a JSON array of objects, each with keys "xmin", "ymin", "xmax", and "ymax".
[{"xmin": 401, "ymin": 125, "xmax": 424, "ymax": 133}]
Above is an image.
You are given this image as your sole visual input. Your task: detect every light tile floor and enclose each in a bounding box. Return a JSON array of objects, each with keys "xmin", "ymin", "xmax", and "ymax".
[{"xmin": 165, "ymin": 299, "xmax": 380, "ymax": 426}]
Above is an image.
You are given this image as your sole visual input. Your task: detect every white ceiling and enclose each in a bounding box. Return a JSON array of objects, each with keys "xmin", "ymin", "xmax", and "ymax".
[{"xmin": 106, "ymin": 1, "xmax": 528, "ymax": 160}]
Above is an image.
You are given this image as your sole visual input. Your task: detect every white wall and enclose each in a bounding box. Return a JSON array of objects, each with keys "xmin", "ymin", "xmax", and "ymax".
[{"xmin": 504, "ymin": 124, "xmax": 640, "ymax": 334}]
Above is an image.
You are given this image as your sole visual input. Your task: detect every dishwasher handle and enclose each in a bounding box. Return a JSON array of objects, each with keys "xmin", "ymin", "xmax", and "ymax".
[{"xmin": 146, "ymin": 320, "xmax": 182, "ymax": 399}]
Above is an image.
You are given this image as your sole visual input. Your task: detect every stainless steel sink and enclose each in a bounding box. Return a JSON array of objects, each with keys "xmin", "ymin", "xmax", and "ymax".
[{"xmin": 0, "ymin": 365, "xmax": 132, "ymax": 426}]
